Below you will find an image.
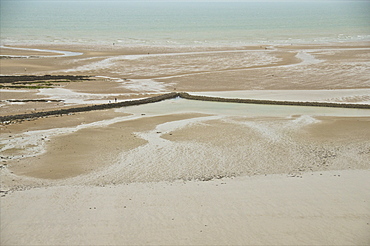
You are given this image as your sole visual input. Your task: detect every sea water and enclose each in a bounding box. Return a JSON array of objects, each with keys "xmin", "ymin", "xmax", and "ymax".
[{"xmin": 1, "ymin": 1, "xmax": 369, "ymax": 47}]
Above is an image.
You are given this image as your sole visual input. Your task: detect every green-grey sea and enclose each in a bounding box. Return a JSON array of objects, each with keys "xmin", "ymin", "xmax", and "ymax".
[{"xmin": 1, "ymin": 1, "xmax": 369, "ymax": 46}]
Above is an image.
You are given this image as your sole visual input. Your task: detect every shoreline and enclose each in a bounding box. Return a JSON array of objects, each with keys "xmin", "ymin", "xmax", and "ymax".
[{"xmin": 2, "ymin": 38, "xmax": 370, "ymax": 49}]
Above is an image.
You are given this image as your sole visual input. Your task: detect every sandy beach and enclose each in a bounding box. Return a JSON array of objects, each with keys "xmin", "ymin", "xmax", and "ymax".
[{"xmin": 1, "ymin": 43, "xmax": 370, "ymax": 245}]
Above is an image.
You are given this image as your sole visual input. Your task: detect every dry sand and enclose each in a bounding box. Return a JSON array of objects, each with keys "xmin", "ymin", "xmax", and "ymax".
[
  {"xmin": 1, "ymin": 170, "xmax": 369, "ymax": 246},
  {"xmin": 1, "ymin": 43, "xmax": 370, "ymax": 245}
]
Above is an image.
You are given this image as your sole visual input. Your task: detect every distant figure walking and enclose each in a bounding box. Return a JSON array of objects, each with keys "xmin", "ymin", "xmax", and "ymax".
[{"xmin": 115, "ymin": 98, "xmax": 117, "ymax": 103}]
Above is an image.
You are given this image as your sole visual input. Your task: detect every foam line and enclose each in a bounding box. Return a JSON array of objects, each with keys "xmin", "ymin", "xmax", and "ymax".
[{"xmin": 0, "ymin": 46, "xmax": 83, "ymax": 58}]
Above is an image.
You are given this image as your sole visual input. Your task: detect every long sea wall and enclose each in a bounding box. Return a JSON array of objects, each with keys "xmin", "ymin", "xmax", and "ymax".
[
  {"xmin": 0, "ymin": 92, "xmax": 178, "ymax": 123},
  {"xmin": 178, "ymin": 92, "xmax": 370, "ymax": 109},
  {"xmin": 1, "ymin": 92, "xmax": 369, "ymax": 123}
]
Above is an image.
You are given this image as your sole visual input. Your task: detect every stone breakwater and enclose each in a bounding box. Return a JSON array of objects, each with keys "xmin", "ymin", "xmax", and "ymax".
[
  {"xmin": 1, "ymin": 92, "xmax": 369, "ymax": 123},
  {"xmin": 0, "ymin": 93, "xmax": 178, "ymax": 123},
  {"xmin": 178, "ymin": 93, "xmax": 370, "ymax": 109}
]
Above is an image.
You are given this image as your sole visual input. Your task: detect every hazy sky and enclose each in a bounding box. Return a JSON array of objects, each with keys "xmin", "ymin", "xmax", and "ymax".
[{"xmin": 2, "ymin": 0, "xmax": 365, "ymax": 1}]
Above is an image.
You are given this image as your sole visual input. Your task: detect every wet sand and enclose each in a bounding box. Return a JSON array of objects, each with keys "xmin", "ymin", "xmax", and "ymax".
[
  {"xmin": 1, "ymin": 43, "xmax": 370, "ymax": 245},
  {"xmin": 1, "ymin": 43, "xmax": 369, "ymax": 115}
]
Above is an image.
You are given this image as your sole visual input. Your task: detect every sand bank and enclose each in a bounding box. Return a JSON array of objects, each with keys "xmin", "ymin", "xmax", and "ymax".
[{"xmin": 1, "ymin": 43, "xmax": 369, "ymax": 90}]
